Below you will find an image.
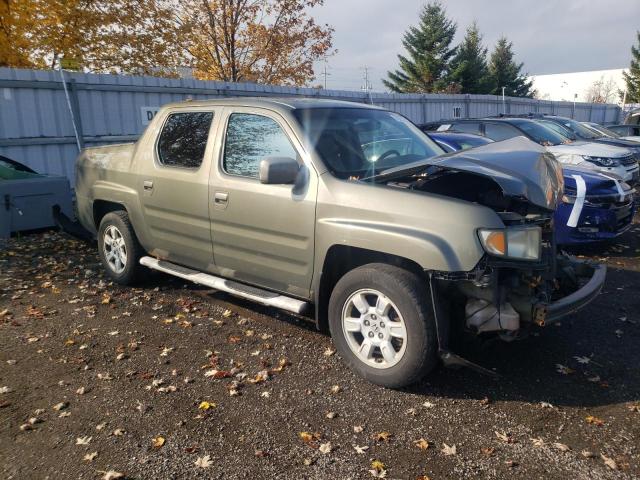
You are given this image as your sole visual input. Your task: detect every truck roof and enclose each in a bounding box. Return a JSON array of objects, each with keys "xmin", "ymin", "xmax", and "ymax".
[{"xmin": 162, "ymin": 97, "xmax": 382, "ymax": 113}]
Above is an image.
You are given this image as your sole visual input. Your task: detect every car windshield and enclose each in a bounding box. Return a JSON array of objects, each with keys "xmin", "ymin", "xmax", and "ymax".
[
  {"xmin": 510, "ymin": 120, "xmax": 570, "ymax": 146},
  {"xmin": 293, "ymin": 108, "xmax": 444, "ymax": 179},
  {"xmin": 556, "ymin": 117, "xmax": 601, "ymax": 139},
  {"xmin": 585, "ymin": 123, "xmax": 621, "ymax": 138}
]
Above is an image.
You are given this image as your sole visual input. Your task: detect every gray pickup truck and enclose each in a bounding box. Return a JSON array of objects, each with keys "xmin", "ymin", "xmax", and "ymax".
[{"xmin": 76, "ymin": 98, "xmax": 606, "ymax": 387}]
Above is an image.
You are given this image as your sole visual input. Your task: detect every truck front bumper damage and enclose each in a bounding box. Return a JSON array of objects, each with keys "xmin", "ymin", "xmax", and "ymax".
[
  {"xmin": 431, "ymin": 257, "xmax": 607, "ymax": 376},
  {"xmin": 536, "ymin": 261, "xmax": 606, "ymax": 325}
]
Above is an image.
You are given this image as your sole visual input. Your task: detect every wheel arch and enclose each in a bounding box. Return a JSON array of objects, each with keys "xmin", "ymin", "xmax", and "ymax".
[{"xmin": 314, "ymin": 244, "xmax": 427, "ymax": 332}]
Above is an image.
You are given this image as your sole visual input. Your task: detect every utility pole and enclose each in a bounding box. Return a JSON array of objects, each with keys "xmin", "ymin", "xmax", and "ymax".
[
  {"xmin": 501, "ymin": 86, "xmax": 506, "ymax": 115},
  {"xmin": 361, "ymin": 66, "xmax": 373, "ymax": 104},
  {"xmin": 320, "ymin": 57, "xmax": 330, "ymax": 90}
]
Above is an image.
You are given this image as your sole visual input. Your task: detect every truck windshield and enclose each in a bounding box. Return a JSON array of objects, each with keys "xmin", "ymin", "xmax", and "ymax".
[{"xmin": 293, "ymin": 108, "xmax": 444, "ymax": 179}]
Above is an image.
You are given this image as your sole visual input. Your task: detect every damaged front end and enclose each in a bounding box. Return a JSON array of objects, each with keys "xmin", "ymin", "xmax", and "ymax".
[{"xmin": 375, "ymin": 137, "xmax": 606, "ymax": 346}]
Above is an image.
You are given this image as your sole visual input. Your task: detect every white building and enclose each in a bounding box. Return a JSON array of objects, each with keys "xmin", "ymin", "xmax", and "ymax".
[{"xmin": 530, "ymin": 68, "xmax": 627, "ymax": 104}]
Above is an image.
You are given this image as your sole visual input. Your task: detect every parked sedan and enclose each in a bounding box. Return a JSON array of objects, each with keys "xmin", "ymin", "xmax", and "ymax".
[
  {"xmin": 420, "ymin": 118, "xmax": 640, "ymax": 184},
  {"xmin": 422, "ymin": 132, "xmax": 636, "ymax": 246},
  {"xmin": 426, "ymin": 131, "xmax": 493, "ymax": 152}
]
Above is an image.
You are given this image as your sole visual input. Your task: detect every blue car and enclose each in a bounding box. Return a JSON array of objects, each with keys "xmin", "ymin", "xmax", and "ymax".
[
  {"xmin": 426, "ymin": 132, "xmax": 636, "ymax": 245},
  {"xmin": 556, "ymin": 167, "xmax": 635, "ymax": 245}
]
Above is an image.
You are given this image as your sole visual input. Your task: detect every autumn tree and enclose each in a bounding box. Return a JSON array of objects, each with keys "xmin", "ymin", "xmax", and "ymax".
[
  {"xmin": 384, "ymin": 1, "xmax": 457, "ymax": 93},
  {"xmin": 0, "ymin": 0, "xmax": 186, "ymax": 75},
  {"xmin": 622, "ymin": 30, "xmax": 640, "ymax": 103},
  {"xmin": 0, "ymin": 0, "xmax": 34, "ymax": 67},
  {"xmin": 486, "ymin": 36, "xmax": 534, "ymax": 97},
  {"xmin": 179, "ymin": 0, "xmax": 334, "ymax": 85}
]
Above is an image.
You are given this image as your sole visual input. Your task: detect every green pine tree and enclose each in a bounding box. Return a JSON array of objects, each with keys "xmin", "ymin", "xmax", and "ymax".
[
  {"xmin": 383, "ymin": 1, "xmax": 457, "ymax": 93},
  {"xmin": 487, "ymin": 36, "xmax": 534, "ymax": 97},
  {"xmin": 449, "ymin": 22, "xmax": 490, "ymax": 94},
  {"xmin": 621, "ymin": 31, "xmax": 640, "ymax": 103}
]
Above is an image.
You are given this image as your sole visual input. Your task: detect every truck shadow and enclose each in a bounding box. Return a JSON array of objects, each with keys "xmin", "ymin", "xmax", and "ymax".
[{"xmin": 406, "ymin": 266, "xmax": 640, "ymax": 408}]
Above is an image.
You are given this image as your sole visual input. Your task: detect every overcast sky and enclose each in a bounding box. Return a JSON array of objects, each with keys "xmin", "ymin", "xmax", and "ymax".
[{"xmin": 311, "ymin": 0, "xmax": 640, "ymax": 92}]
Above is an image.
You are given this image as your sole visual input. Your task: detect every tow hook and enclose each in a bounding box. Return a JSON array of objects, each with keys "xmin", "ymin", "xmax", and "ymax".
[{"xmin": 428, "ymin": 274, "xmax": 500, "ymax": 379}]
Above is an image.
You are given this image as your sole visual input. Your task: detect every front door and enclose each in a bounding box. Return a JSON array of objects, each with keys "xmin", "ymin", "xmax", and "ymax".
[
  {"xmin": 208, "ymin": 108, "xmax": 318, "ymax": 298},
  {"xmin": 137, "ymin": 108, "xmax": 218, "ymax": 269}
]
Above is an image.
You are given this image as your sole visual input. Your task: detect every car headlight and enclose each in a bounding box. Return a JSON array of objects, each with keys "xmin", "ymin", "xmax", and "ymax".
[
  {"xmin": 478, "ymin": 227, "xmax": 541, "ymax": 261},
  {"xmin": 581, "ymin": 155, "xmax": 621, "ymax": 167}
]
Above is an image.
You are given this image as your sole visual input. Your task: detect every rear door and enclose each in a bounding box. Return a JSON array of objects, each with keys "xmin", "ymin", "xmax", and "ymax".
[
  {"xmin": 137, "ymin": 108, "xmax": 219, "ymax": 269},
  {"xmin": 208, "ymin": 107, "xmax": 318, "ymax": 298}
]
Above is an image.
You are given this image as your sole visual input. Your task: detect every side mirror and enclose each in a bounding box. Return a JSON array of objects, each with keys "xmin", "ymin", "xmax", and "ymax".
[{"xmin": 259, "ymin": 156, "xmax": 300, "ymax": 184}]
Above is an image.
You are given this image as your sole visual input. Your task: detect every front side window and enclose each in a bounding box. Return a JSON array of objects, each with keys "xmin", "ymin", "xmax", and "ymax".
[
  {"xmin": 157, "ymin": 112, "xmax": 214, "ymax": 168},
  {"xmin": 484, "ymin": 123, "xmax": 520, "ymax": 141},
  {"xmin": 223, "ymin": 113, "xmax": 298, "ymax": 178},
  {"xmin": 293, "ymin": 108, "xmax": 444, "ymax": 179}
]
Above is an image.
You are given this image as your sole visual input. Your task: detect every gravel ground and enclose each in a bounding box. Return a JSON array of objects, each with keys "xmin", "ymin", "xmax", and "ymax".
[{"xmin": 1, "ymin": 218, "xmax": 639, "ymax": 480}]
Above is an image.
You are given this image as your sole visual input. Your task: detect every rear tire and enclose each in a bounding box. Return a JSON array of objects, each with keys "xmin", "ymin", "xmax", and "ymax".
[
  {"xmin": 328, "ymin": 263, "xmax": 438, "ymax": 388},
  {"xmin": 97, "ymin": 211, "xmax": 145, "ymax": 285}
]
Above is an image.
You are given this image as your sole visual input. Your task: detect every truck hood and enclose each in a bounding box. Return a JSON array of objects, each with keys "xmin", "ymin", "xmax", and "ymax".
[
  {"xmin": 548, "ymin": 141, "xmax": 632, "ymax": 158},
  {"xmin": 368, "ymin": 136, "xmax": 563, "ymax": 211}
]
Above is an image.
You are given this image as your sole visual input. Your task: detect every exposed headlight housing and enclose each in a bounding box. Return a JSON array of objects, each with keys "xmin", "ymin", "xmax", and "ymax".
[
  {"xmin": 581, "ymin": 155, "xmax": 621, "ymax": 167},
  {"xmin": 478, "ymin": 227, "xmax": 542, "ymax": 261}
]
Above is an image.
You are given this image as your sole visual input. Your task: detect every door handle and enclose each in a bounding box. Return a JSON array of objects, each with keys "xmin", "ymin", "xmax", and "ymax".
[
  {"xmin": 214, "ymin": 192, "xmax": 229, "ymax": 204},
  {"xmin": 143, "ymin": 180, "xmax": 154, "ymax": 190}
]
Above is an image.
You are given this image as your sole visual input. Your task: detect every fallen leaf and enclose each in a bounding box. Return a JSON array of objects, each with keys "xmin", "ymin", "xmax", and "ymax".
[
  {"xmin": 324, "ymin": 347, "xmax": 336, "ymax": 356},
  {"xmin": 414, "ymin": 438, "xmax": 430, "ymax": 450},
  {"xmin": 601, "ymin": 453, "xmax": 618, "ymax": 470},
  {"xmin": 574, "ymin": 356, "xmax": 591, "ymax": 364},
  {"xmin": 371, "ymin": 460, "xmax": 385, "ymax": 471},
  {"xmin": 441, "ymin": 443, "xmax": 457, "ymax": 456},
  {"xmin": 113, "ymin": 428, "xmax": 125, "ymax": 436},
  {"xmin": 318, "ymin": 442, "xmax": 332, "ymax": 454},
  {"xmin": 76, "ymin": 436, "xmax": 92, "ymax": 445},
  {"xmin": 553, "ymin": 442, "xmax": 570, "ymax": 452},
  {"xmin": 330, "ymin": 385, "xmax": 341, "ymax": 394},
  {"xmin": 422, "ymin": 401, "xmax": 435, "ymax": 408},
  {"xmin": 373, "ymin": 431, "xmax": 392, "ymax": 442},
  {"xmin": 198, "ymin": 401, "xmax": 216, "ymax": 410},
  {"xmin": 0, "ymin": 386, "xmax": 12, "ymax": 394},
  {"xmin": 581, "ymin": 450, "xmax": 595, "ymax": 458},
  {"xmin": 152, "ymin": 436, "xmax": 165, "ymax": 448},
  {"xmin": 84, "ymin": 451, "xmax": 98, "ymax": 462},
  {"xmin": 195, "ymin": 455, "xmax": 213, "ymax": 469},
  {"xmin": 299, "ymin": 431, "xmax": 321, "ymax": 443},
  {"xmin": 353, "ymin": 425, "xmax": 364, "ymax": 433},
  {"xmin": 556, "ymin": 364, "xmax": 574, "ymax": 375},
  {"xmin": 585, "ymin": 415, "xmax": 604, "ymax": 426},
  {"xmin": 101, "ymin": 471, "xmax": 124, "ymax": 480},
  {"xmin": 531, "ymin": 437, "xmax": 545, "ymax": 447},
  {"xmin": 540, "ymin": 401, "xmax": 554, "ymax": 409},
  {"xmin": 354, "ymin": 445, "xmax": 369, "ymax": 454},
  {"xmin": 481, "ymin": 447, "xmax": 495, "ymax": 456},
  {"xmin": 53, "ymin": 402, "xmax": 68, "ymax": 411},
  {"xmin": 495, "ymin": 431, "xmax": 512, "ymax": 443}
]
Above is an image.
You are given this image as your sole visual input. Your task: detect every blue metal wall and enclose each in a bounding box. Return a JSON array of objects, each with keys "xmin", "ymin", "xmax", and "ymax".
[{"xmin": 0, "ymin": 67, "xmax": 622, "ymax": 184}]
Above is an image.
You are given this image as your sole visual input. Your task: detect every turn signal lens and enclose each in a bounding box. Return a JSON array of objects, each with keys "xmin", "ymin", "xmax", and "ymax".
[
  {"xmin": 478, "ymin": 227, "xmax": 542, "ymax": 261},
  {"xmin": 478, "ymin": 230, "xmax": 506, "ymax": 256}
]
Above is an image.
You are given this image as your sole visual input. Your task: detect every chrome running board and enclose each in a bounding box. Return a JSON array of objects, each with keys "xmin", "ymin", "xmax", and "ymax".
[{"xmin": 140, "ymin": 256, "xmax": 309, "ymax": 314}]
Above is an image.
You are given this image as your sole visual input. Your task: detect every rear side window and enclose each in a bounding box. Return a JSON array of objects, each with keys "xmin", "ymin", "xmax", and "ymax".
[
  {"xmin": 484, "ymin": 123, "xmax": 520, "ymax": 141},
  {"xmin": 223, "ymin": 113, "xmax": 297, "ymax": 178},
  {"xmin": 157, "ymin": 112, "xmax": 214, "ymax": 168},
  {"xmin": 452, "ymin": 122, "xmax": 481, "ymax": 134}
]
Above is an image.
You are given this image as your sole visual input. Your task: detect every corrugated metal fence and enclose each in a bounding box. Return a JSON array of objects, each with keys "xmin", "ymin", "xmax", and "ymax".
[{"xmin": 0, "ymin": 67, "xmax": 622, "ymax": 184}]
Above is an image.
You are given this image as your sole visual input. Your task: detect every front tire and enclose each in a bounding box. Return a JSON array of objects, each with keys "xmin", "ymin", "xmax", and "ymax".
[
  {"xmin": 97, "ymin": 211, "xmax": 145, "ymax": 285},
  {"xmin": 328, "ymin": 263, "xmax": 438, "ymax": 388}
]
